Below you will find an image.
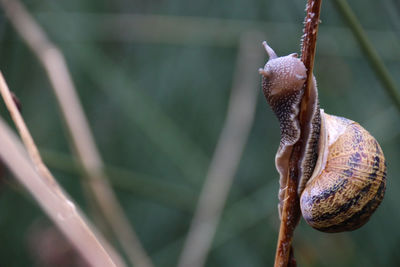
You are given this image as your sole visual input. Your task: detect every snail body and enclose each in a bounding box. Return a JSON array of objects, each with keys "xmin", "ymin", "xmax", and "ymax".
[{"xmin": 259, "ymin": 42, "xmax": 386, "ymax": 232}]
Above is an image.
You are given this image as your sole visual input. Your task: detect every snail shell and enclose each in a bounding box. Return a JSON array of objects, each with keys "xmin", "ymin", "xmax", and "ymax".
[
  {"xmin": 300, "ymin": 111, "xmax": 386, "ymax": 232},
  {"xmin": 259, "ymin": 42, "xmax": 386, "ymax": 232}
]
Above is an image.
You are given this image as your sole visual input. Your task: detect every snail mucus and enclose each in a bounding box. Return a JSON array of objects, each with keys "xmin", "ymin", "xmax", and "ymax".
[{"xmin": 259, "ymin": 42, "xmax": 386, "ymax": 233}]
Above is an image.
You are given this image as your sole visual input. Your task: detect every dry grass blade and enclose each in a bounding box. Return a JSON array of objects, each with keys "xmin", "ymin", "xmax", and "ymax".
[
  {"xmin": 0, "ymin": 120, "xmax": 121, "ymax": 266},
  {"xmin": 0, "ymin": 73, "xmax": 56, "ymax": 186},
  {"xmin": 0, "ymin": 0, "xmax": 153, "ymax": 266},
  {"xmin": 274, "ymin": 0, "xmax": 322, "ymax": 266},
  {"xmin": 0, "ymin": 72, "xmax": 126, "ymax": 267},
  {"xmin": 177, "ymin": 32, "xmax": 264, "ymax": 267},
  {"xmin": 0, "ymin": 119, "xmax": 117, "ymax": 267}
]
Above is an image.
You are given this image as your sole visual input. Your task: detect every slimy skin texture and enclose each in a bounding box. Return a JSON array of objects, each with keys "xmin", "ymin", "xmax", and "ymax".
[
  {"xmin": 260, "ymin": 42, "xmax": 320, "ymax": 217},
  {"xmin": 261, "ymin": 53, "xmax": 306, "ymax": 146}
]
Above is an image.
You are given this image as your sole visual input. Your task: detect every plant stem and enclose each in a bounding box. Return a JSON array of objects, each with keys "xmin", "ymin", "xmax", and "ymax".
[
  {"xmin": 274, "ymin": 0, "xmax": 322, "ymax": 266},
  {"xmin": 0, "ymin": 73, "xmax": 124, "ymax": 267},
  {"xmin": 0, "ymin": 1, "xmax": 153, "ymax": 265}
]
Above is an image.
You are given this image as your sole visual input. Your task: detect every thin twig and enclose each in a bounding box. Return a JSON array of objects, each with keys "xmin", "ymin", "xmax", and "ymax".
[
  {"xmin": 177, "ymin": 32, "xmax": 264, "ymax": 267},
  {"xmin": 0, "ymin": 73, "xmax": 53, "ymax": 185},
  {"xmin": 0, "ymin": 72, "xmax": 126, "ymax": 267},
  {"xmin": 333, "ymin": 0, "xmax": 400, "ymax": 112},
  {"xmin": 0, "ymin": 119, "xmax": 116, "ymax": 267},
  {"xmin": 0, "ymin": 113, "xmax": 121, "ymax": 267},
  {"xmin": 274, "ymin": 1, "xmax": 322, "ymax": 266},
  {"xmin": 301, "ymin": 1, "xmax": 322, "ymax": 94},
  {"xmin": 0, "ymin": 1, "xmax": 153, "ymax": 266}
]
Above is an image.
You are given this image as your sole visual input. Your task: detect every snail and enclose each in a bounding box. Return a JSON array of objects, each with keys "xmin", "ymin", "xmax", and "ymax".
[{"xmin": 259, "ymin": 41, "xmax": 386, "ymax": 233}]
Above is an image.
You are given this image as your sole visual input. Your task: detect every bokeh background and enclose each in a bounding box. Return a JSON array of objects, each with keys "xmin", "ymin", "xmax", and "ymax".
[{"xmin": 0, "ymin": 0, "xmax": 400, "ymax": 266}]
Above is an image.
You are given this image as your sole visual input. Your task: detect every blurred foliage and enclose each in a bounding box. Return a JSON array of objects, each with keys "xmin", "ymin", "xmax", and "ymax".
[{"xmin": 0, "ymin": 0, "xmax": 400, "ymax": 266}]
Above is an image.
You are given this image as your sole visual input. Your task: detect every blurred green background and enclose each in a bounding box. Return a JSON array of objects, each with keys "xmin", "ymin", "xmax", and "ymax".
[{"xmin": 0, "ymin": 0, "xmax": 400, "ymax": 266}]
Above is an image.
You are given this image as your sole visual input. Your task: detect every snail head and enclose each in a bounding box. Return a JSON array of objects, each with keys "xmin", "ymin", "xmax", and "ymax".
[{"xmin": 259, "ymin": 41, "xmax": 307, "ymax": 101}]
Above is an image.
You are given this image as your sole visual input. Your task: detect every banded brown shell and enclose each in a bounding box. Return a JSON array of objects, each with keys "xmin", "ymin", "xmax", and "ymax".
[{"xmin": 300, "ymin": 111, "xmax": 386, "ymax": 232}]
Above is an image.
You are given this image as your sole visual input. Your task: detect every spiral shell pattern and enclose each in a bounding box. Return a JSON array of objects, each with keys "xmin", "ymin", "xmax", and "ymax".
[{"xmin": 300, "ymin": 113, "xmax": 386, "ymax": 232}]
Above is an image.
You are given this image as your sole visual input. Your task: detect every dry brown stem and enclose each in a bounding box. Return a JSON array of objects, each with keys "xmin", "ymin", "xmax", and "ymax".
[
  {"xmin": 0, "ymin": 0, "xmax": 152, "ymax": 266},
  {"xmin": 0, "ymin": 73, "xmax": 56, "ymax": 187},
  {"xmin": 0, "ymin": 73, "xmax": 124, "ymax": 267},
  {"xmin": 274, "ymin": 0, "xmax": 322, "ymax": 266}
]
